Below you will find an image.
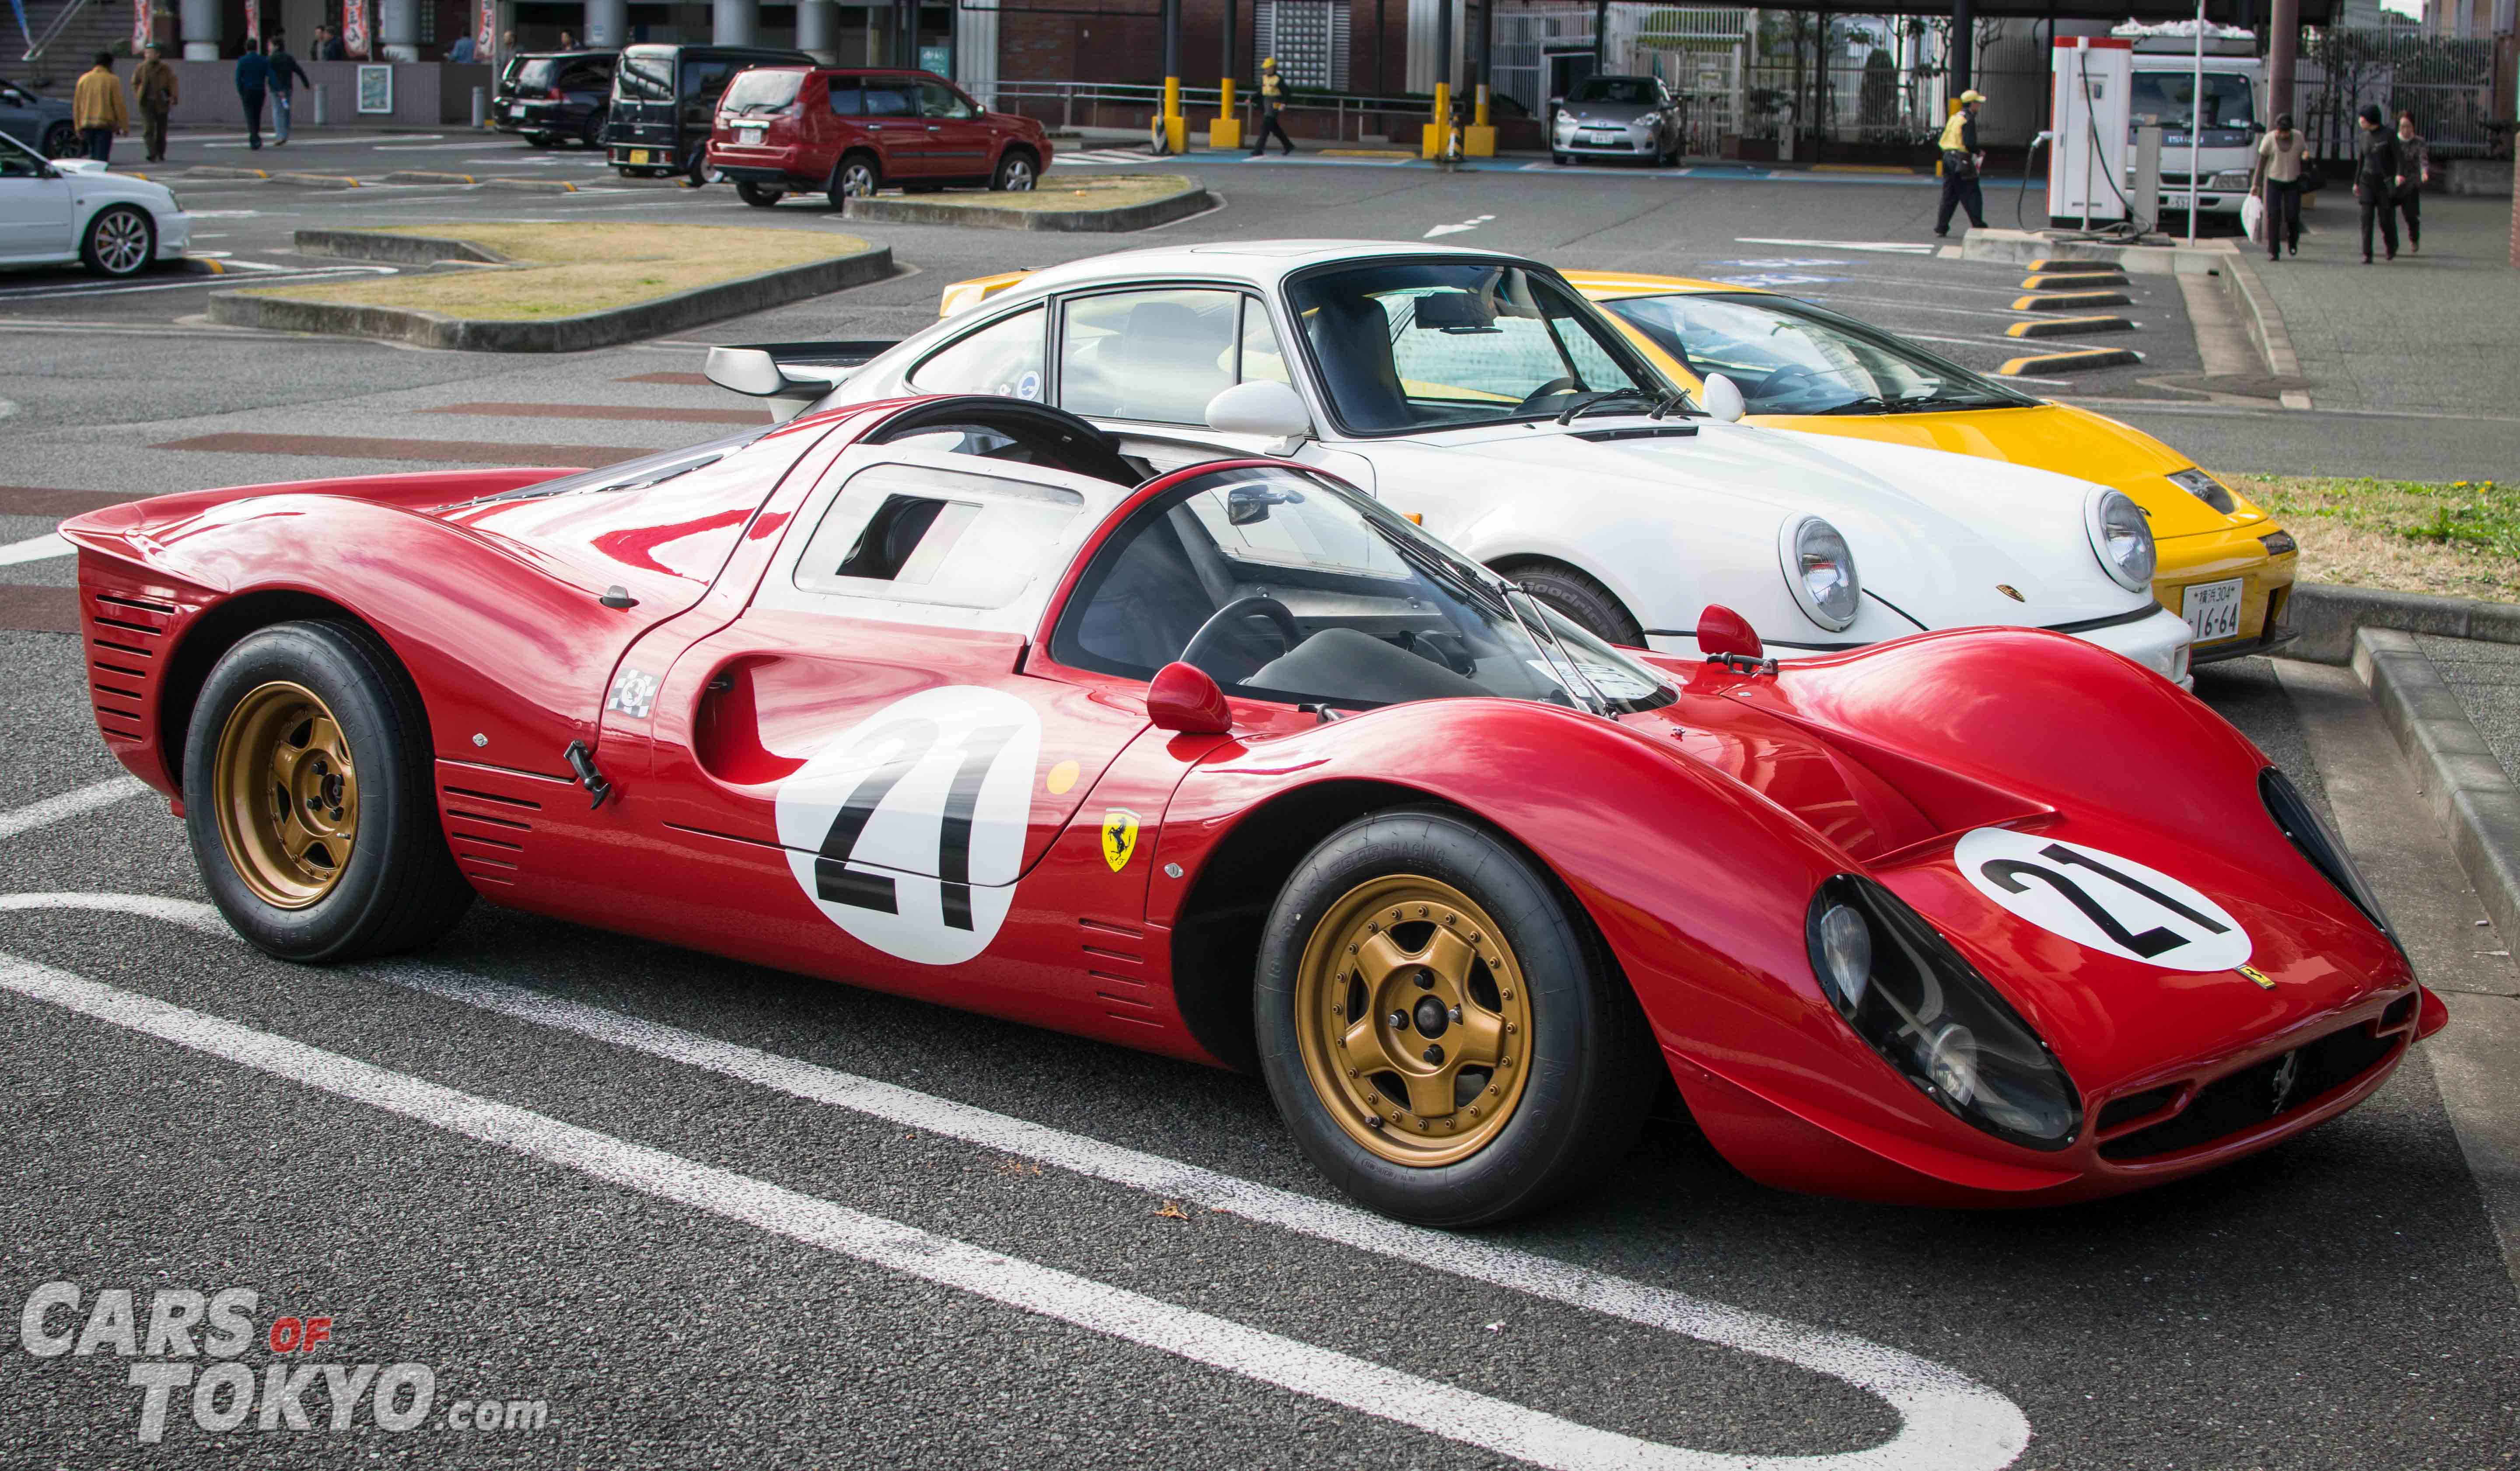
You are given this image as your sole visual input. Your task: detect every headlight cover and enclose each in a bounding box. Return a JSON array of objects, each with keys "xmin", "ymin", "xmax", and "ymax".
[
  {"xmin": 1807, "ymin": 875, "xmax": 2083, "ymax": 1150},
  {"xmin": 1779, "ymin": 515, "xmax": 1861, "ymax": 632},
  {"xmin": 2166, "ymin": 467, "xmax": 2236, "ymax": 514},
  {"xmin": 2261, "ymin": 766, "xmax": 2398, "ymax": 950},
  {"xmin": 2086, "ymin": 488, "xmax": 2157, "ymax": 592}
]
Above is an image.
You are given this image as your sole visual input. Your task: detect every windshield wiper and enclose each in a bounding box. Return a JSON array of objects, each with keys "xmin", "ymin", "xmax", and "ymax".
[
  {"xmin": 1807, "ymin": 395, "xmax": 1893, "ymax": 416},
  {"xmin": 1555, "ymin": 387, "xmax": 1680, "ymax": 425}
]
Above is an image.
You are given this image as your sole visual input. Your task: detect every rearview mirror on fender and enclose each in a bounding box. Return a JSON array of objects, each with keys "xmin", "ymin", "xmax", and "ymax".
[{"xmin": 1148, "ymin": 661, "xmax": 1234, "ymax": 735}]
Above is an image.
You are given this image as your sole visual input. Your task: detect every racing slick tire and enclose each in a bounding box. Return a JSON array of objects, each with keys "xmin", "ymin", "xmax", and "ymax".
[
  {"xmin": 1255, "ymin": 806, "xmax": 1657, "ymax": 1226},
  {"xmin": 182, "ymin": 621, "xmax": 473, "ymax": 964},
  {"xmin": 736, "ymin": 182, "xmax": 784, "ymax": 207},
  {"xmin": 79, "ymin": 205, "xmax": 155, "ymax": 279},
  {"xmin": 828, "ymin": 150, "xmax": 880, "ymax": 208},
  {"xmin": 1493, "ymin": 559, "xmax": 1646, "ymax": 648}
]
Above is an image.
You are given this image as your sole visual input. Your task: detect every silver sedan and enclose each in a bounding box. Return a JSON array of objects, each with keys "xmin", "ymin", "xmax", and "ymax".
[{"xmin": 1549, "ymin": 75, "xmax": 1679, "ymax": 166}]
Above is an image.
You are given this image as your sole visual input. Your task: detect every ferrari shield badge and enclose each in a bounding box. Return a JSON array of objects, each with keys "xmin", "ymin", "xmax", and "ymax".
[{"xmin": 1101, "ymin": 809, "xmax": 1141, "ymax": 873}]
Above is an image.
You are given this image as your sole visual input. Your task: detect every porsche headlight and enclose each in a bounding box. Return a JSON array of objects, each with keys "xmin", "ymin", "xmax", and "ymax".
[
  {"xmin": 1806, "ymin": 874, "xmax": 2082, "ymax": 1149},
  {"xmin": 1779, "ymin": 515, "xmax": 1861, "ymax": 632},
  {"xmin": 2087, "ymin": 489, "xmax": 2156, "ymax": 592},
  {"xmin": 2166, "ymin": 468, "xmax": 2236, "ymax": 514}
]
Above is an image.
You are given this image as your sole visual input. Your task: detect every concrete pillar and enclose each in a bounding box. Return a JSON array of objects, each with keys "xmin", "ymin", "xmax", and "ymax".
[
  {"xmin": 180, "ymin": 0, "xmax": 220, "ymax": 58},
  {"xmin": 379, "ymin": 0, "xmax": 419, "ymax": 61},
  {"xmin": 796, "ymin": 0, "xmax": 836, "ymax": 53},
  {"xmin": 586, "ymin": 0, "xmax": 628, "ymax": 48},
  {"xmin": 1950, "ymin": 0, "xmax": 1973, "ymax": 95},
  {"xmin": 713, "ymin": 0, "xmax": 757, "ymax": 46}
]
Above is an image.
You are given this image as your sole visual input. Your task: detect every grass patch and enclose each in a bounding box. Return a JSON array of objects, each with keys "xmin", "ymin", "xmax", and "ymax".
[
  {"xmin": 899, "ymin": 172, "xmax": 1196, "ymax": 211},
  {"xmin": 242, "ymin": 223, "xmax": 870, "ymax": 321},
  {"xmin": 2228, "ymin": 473, "xmax": 2520, "ymax": 602}
]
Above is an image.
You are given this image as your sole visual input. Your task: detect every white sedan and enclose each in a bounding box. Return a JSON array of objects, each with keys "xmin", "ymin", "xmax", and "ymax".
[
  {"xmin": 0, "ymin": 131, "xmax": 189, "ymax": 278},
  {"xmin": 710, "ymin": 241, "xmax": 2193, "ymax": 682}
]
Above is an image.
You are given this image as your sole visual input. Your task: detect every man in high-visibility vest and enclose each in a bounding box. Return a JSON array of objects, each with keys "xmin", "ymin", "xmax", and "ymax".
[{"xmin": 1933, "ymin": 89, "xmax": 1987, "ymax": 238}]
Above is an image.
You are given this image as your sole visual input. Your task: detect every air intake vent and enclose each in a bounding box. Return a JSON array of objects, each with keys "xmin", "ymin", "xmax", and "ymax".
[
  {"xmin": 84, "ymin": 591, "xmax": 175, "ymax": 742},
  {"xmin": 441, "ymin": 783, "xmax": 542, "ymax": 887},
  {"xmin": 1081, "ymin": 916, "xmax": 1160, "ymax": 1029},
  {"xmin": 2098, "ymin": 1021, "xmax": 2400, "ymax": 1162}
]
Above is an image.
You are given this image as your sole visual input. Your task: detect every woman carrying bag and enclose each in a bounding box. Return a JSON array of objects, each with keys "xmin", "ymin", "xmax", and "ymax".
[{"xmin": 2251, "ymin": 113, "xmax": 2307, "ymax": 261}]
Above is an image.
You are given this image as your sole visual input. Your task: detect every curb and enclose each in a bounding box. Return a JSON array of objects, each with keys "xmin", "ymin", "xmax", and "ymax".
[
  {"xmin": 1963, "ymin": 226, "xmax": 2237, "ymax": 276},
  {"xmin": 182, "ymin": 165, "xmax": 269, "ymax": 180},
  {"xmin": 382, "ymin": 170, "xmax": 479, "ymax": 185},
  {"xmin": 844, "ymin": 181, "xmax": 1212, "ymax": 232},
  {"xmin": 291, "ymin": 229, "xmax": 509, "ymax": 264},
  {"xmin": 2010, "ymin": 290, "xmax": 2132, "ymax": 310},
  {"xmin": 204, "ymin": 241, "xmax": 893, "ymax": 352},
  {"xmin": 2218, "ymin": 251, "xmax": 2304, "ymax": 386},
  {"xmin": 269, "ymin": 172, "xmax": 361, "ymax": 189},
  {"xmin": 483, "ymin": 177, "xmax": 580, "ymax": 193},
  {"xmin": 2353, "ymin": 626, "xmax": 2520, "ymax": 950},
  {"xmin": 2018, "ymin": 270, "xmax": 2129, "ymax": 289},
  {"xmin": 2005, "ymin": 315, "xmax": 2131, "ymax": 337},
  {"xmin": 1996, "ymin": 346, "xmax": 2140, "ymax": 375},
  {"xmin": 2287, "ymin": 583, "xmax": 2520, "ymax": 665}
]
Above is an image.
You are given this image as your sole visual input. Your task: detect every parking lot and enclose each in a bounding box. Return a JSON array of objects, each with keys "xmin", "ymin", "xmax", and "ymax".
[{"xmin": 7, "ymin": 127, "xmax": 2520, "ymax": 1468}]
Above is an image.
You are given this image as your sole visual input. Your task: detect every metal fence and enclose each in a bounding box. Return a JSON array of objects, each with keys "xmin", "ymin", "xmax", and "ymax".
[
  {"xmin": 984, "ymin": 79, "xmax": 1447, "ymax": 144},
  {"xmin": 2300, "ymin": 31, "xmax": 2503, "ymax": 161}
]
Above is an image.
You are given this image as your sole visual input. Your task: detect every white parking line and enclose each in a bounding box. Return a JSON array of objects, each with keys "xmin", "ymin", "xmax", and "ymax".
[
  {"xmin": 0, "ymin": 781, "xmax": 149, "ymax": 842},
  {"xmin": 0, "ymin": 946, "xmax": 2022, "ymax": 1471},
  {"xmin": 0, "ymin": 889, "xmax": 2033, "ymax": 1471},
  {"xmin": 0, "ymin": 533, "xmax": 72, "ymax": 565}
]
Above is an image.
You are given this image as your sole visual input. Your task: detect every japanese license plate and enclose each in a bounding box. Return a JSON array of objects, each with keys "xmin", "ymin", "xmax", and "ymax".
[
  {"xmin": 2181, "ymin": 577, "xmax": 2244, "ymax": 643},
  {"xmin": 736, "ymin": 125, "xmax": 764, "ymax": 144},
  {"xmin": 506, "ymin": 104, "xmax": 524, "ymax": 118},
  {"xmin": 1583, "ymin": 131, "xmax": 1621, "ymax": 144}
]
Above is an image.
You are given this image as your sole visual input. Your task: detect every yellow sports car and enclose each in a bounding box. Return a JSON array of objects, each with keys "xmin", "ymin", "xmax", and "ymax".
[{"xmin": 1563, "ymin": 272, "xmax": 2296, "ymax": 663}]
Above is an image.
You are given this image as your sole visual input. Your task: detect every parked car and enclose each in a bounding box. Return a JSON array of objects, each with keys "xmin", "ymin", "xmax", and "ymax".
[
  {"xmin": 0, "ymin": 76, "xmax": 77, "ymax": 159},
  {"xmin": 1549, "ymin": 75, "xmax": 1680, "ymax": 166},
  {"xmin": 493, "ymin": 48, "xmax": 618, "ymax": 149},
  {"xmin": 707, "ymin": 66, "xmax": 1052, "ymax": 206},
  {"xmin": 606, "ymin": 41, "xmax": 812, "ymax": 184},
  {"xmin": 60, "ymin": 391, "xmax": 2435, "ymax": 1224},
  {"xmin": 1567, "ymin": 271, "xmax": 2299, "ymax": 663},
  {"xmin": 0, "ymin": 132, "xmax": 189, "ymax": 277},
  {"xmin": 727, "ymin": 243, "xmax": 2198, "ymax": 685}
]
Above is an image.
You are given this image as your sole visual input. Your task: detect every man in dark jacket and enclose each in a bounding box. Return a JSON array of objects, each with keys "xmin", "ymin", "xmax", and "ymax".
[
  {"xmin": 2354, "ymin": 104, "xmax": 2401, "ymax": 264},
  {"xmin": 235, "ymin": 42, "xmax": 269, "ymax": 150},
  {"xmin": 265, "ymin": 35, "xmax": 309, "ymax": 145}
]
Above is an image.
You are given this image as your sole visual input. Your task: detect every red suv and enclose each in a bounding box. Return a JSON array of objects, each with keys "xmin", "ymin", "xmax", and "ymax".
[{"xmin": 707, "ymin": 67, "xmax": 1052, "ymax": 208}]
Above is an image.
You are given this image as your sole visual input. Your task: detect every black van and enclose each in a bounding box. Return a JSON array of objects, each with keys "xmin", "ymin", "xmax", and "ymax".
[
  {"xmin": 607, "ymin": 43, "xmax": 812, "ymax": 184},
  {"xmin": 493, "ymin": 49, "xmax": 619, "ymax": 149}
]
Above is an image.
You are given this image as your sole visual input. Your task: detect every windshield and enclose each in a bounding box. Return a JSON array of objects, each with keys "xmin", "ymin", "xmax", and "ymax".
[
  {"xmin": 1571, "ymin": 78, "xmax": 1656, "ymax": 105},
  {"xmin": 1601, "ymin": 291, "xmax": 2027, "ymax": 415},
  {"xmin": 1051, "ymin": 466, "xmax": 1674, "ymax": 714},
  {"xmin": 2130, "ymin": 70, "xmax": 2254, "ymax": 132},
  {"xmin": 616, "ymin": 47, "xmax": 675, "ymax": 101},
  {"xmin": 1286, "ymin": 262, "xmax": 1667, "ymax": 433},
  {"xmin": 721, "ymin": 68, "xmax": 804, "ymax": 114}
]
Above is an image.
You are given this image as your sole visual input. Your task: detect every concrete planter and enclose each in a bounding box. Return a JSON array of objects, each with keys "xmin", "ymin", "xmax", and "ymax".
[{"xmin": 843, "ymin": 181, "xmax": 1212, "ymax": 233}]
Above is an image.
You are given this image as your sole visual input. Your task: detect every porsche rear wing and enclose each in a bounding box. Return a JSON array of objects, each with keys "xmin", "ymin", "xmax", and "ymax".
[{"xmin": 703, "ymin": 339, "xmax": 900, "ymax": 422}]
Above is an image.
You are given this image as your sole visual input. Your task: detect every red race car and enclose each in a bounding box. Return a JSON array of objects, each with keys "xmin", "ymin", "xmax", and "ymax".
[
  {"xmin": 61, "ymin": 395, "xmax": 2442, "ymax": 1226},
  {"xmin": 706, "ymin": 66, "xmax": 1052, "ymax": 206}
]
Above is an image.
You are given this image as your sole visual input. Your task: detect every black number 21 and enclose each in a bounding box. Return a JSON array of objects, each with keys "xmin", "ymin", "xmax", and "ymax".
[
  {"xmin": 1980, "ymin": 842, "xmax": 2230, "ymax": 959},
  {"xmin": 812, "ymin": 720, "xmax": 1022, "ymax": 931}
]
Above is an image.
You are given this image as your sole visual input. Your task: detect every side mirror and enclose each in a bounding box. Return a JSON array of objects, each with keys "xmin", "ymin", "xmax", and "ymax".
[
  {"xmin": 704, "ymin": 345, "xmax": 786, "ymax": 396},
  {"xmin": 1148, "ymin": 661, "xmax": 1234, "ymax": 735},
  {"xmin": 1695, "ymin": 604, "xmax": 1763, "ymax": 662},
  {"xmin": 1700, "ymin": 372, "xmax": 1746, "ymax": 423},
  {"xmin": 1204, "ymin": 379, "xmax": 1314, "ymax": 452}
]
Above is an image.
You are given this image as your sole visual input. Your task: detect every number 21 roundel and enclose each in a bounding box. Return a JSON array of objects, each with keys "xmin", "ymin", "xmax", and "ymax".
[
  {"xmin": 773, "ymin": 686, "xmax": 1042, "ymax": 967},
  {"xmin": 1956, "ymin": 828, "xmax": 2252, "ymax": 971}
]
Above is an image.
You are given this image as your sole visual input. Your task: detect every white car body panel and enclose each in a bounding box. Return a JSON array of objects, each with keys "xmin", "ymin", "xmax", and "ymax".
[
  {"xmin": 0, "ymin": 150, "xmax": 189, "ymax": 268},
  {"xmin": 813, "ymin": 240, "xmax": 2192, "ymax": 685}
]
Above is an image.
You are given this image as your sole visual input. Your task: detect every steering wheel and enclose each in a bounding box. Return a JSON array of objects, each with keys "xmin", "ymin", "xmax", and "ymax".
[
  {"xmin": 1514, "ymin": 377, "xmax": 1580, "ymax": 412},
  {"xmin": 1179, "ymin": 595, "xmax": 1304, "ymax": 678}
]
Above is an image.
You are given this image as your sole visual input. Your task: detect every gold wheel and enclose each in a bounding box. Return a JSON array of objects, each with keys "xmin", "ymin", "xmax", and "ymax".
[
  {"xmin": 1293, "ymin": 874, "xmax": 1535, "ymax": 1167},
  {"xmin": 212, "ymin": 681, "xmax": 360, "ymax": 909}
]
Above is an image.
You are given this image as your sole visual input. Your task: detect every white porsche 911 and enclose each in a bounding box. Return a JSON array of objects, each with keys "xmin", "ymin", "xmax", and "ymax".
[
  {"xmin": 708, "ymin": 241, "xmax": 2193, "ymax": 681},
  {"xmin": 0, "ymin": 130, "xmax": 189, "ymax": 278}
]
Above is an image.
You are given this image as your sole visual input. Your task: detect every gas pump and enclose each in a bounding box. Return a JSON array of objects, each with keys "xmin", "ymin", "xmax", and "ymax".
[{"xmin": 2047, "ymin": 36, "xmax": 2133, "ymax": 228}]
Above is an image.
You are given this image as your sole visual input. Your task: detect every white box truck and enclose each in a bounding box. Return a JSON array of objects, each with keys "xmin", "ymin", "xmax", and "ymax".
[{"xmin": 2124, "ymin": 31, "xmax": 2265, "ymax": 222}]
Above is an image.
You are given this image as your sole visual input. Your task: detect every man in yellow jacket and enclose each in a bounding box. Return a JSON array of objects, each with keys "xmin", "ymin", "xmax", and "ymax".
[
  {"xmin": 1932, "ymin": 88, "xmax": 1985, "ymax": 238},
  {"xmin": 73, "ymin": 51, "xmax": 131, "ymax": 163}
]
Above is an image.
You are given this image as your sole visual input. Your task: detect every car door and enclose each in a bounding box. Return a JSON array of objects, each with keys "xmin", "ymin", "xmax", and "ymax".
[
  {"xmin": 0, "ymin": 80, "xmax": 38, "ymax": 152},
  {"xmin": 915, "ymin": 80, "xmax": 995, "ymax": 182},
  {"xmin": 678, "ymin": 54, "xmax": 737, "ymax": 157},
  {"xmin": 0, "ymin": 138, "xmax": 73, "ymax": 259},
  {"xmin": 854, "ymin": 74, "xmax": 926, "ymax": 177}
]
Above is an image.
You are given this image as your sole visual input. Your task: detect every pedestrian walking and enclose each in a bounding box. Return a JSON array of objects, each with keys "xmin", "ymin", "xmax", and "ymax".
[
  {"xmin": 2392, "ymin": 111, "xmax": 2427, "ymax": 255},
  {"xmin": 1250, "ymin": 57, "xmax": 1295, "ymax": 156},
  {"xmin": 265, "ymin": 35, "xmax": 308, "ymax": 146},
  {"xmin": 447, "ymin": 32, "xmax": 476, "ymax": 63},
  {"xmin": 1932, "ymin": 89, "xmax": 1987, "ymax": 237},
  {"xmin": 2353, "ymin": 104, "xmax": 2401, "ymax": 263},
  {"xmin": 2251, "ymin": 111, "xmax": 2305, "ymax": 261},
  {"xmin": 312, "ymin": 25, "xmax": 346, "ymax": 61},
  {"xmin": 132, "ymin": 43, "xmax": 178, "ymax": 162},
  {"xmin": 72, "ymin": 51, "xmax": 130, "ymax": 163},
  {"xmin": 236, "ymin": 40, "xmax": 270, "ymax": 150}
]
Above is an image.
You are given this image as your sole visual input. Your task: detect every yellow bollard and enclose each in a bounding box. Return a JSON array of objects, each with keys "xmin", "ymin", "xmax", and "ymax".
[
  {"xmin": 1154, "ymin": 76, "xmax": 1187, "ymax": 155},
  {"xmin": 1422, "ymin": 80, "xmax": 1451, "ymax": 159},
  {"xmin": 1209, "ymin": 76, "xmax": 1241, "ymax": 150},
  {"xmin": 1464, "ymin": 82, "xmax": 1496, "ymax": 157}
]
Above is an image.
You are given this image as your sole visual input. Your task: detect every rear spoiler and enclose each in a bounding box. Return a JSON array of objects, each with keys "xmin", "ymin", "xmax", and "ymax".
[{"xmin": 703, "ymin": 339, "xmax": 900, "ymax": 421}]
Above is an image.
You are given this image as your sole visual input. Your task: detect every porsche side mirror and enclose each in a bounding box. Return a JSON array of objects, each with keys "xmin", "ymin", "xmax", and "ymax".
[
  {"xmin": 1204, "ymin": 380, "xmax": 1314, "ymax": 454},
  {"xmin": 705, "ymin": 346, "xmax": 786, "ymax": 397},
  {"xmin": 1700, "ymin": 373, "xmax": 1747, "ymax": 423},
  {"xmin": 1148, "ymin": 661, "xmax": 1234, "ymax": 735},
  {"xmin": 1695, "ymin": 604, "xmax": 1763, "ymax": 662}
]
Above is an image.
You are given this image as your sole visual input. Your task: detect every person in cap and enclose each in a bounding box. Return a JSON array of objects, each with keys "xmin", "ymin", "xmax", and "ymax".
[
  {"xmin": 1251, "ymin": 57, "xmax": 1295, "ymax": 156},
  {"xmin": 2353, "ymin": 103, "xmax": 2401, "ymax": 263},
  {"xmin": 1933, "ymin": 89, "xmax": 1985, "ymax": 238},
  {"xmin": 2251, "ymin": 112, "xmax": 2306, "ymax": 261}
]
